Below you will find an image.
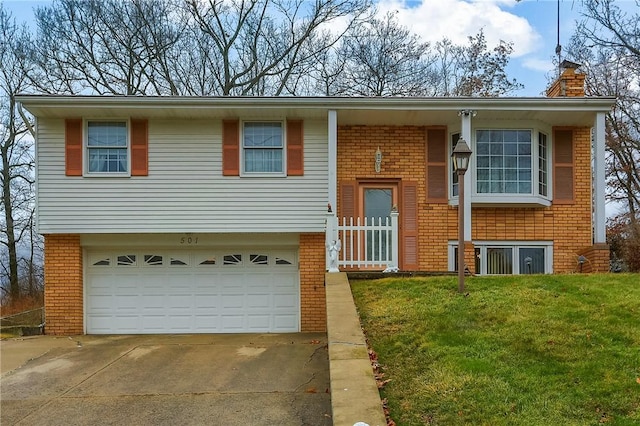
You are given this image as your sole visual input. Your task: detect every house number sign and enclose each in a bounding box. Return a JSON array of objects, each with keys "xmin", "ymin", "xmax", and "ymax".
[{"xmin": 180, "ymin": 235, "xmax": 199, "ymax": 245}]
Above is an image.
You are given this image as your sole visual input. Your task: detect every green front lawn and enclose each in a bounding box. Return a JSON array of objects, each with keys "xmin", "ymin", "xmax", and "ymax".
[{"xmin": 351, "ymin": 274, "xmax": 640, "ymax": 426}]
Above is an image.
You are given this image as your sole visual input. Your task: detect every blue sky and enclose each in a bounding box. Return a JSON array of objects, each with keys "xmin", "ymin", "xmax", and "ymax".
[{"xmin": 1, "ymin": 0, "xmax": 629, "ymax": 96}]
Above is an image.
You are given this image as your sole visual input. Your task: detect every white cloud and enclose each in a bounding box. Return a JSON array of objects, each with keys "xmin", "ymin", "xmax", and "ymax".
[
  {"xmin": 521, "ymin": 57, "xmax": 554, "ymax": 73},
  {"xmin": 376, "ymin": 0, "xmax": 542, "ymax": 57}
]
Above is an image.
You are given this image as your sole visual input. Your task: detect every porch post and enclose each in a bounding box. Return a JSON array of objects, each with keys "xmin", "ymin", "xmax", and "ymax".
[
  {"xmin": 328, "ymin": 110, "xmax": 338, "ymax": 211},
  {"xmin": 593, "ymin": 112, "xmax": 606, "ymax": 244},
  {"xmin": 390, "ymin": 208, "xmax": 399, "ymax": 269},
  {"xmin": 326, "ymin": 208, "xmax": 340, "ymax": 272},
  {"xmin": 459, "ymin": 109, "xmax": 475, "ymax": 241}
]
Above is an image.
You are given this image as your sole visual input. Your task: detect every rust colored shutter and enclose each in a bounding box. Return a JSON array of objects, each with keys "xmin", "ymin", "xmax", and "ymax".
[
  {"xmin": 222, "ymin": 119, "xmax": 240, "ymax": 176},
  {"xmin": 401, "ymin": 181, "xmax": 419, "ymax": 270},
  {"xmin": 130, "ymin": 119, "xmax": 148, "ymax": 176},
  {"xmin": 65, "ymin": 118, "xmax": 83, "ymax": 176},
  {"xmin": 426, "ymin": 127, "xmax": 447, "ymax": 202},
  {"xmin": 339, "ymin": 181, "xmax": 357, "ymax": 221},
  {"xmin": 339, "ymin": 181, "xmax": 357, "ymax": 265},
  {"xmin": 287, "ymin": 120, "xmax": 304, "ymax": 176},
  {"xmin": 553, "ymin": 129, "xmax": 574, "ymax": 203}
]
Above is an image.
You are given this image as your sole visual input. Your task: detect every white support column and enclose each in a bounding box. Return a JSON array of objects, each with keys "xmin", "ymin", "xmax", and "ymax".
[
  {"xmin": 328, "ymin": 110, "xmax": 338, "ymax": 211},
  {"xmin": 459, "ymin": 109, "xmax": 475, "ymax": 241},
  {"xmin": 390, "ymin": 209, "xmax": 399, "ymax": 270},
  {"xmin": 326, "ymin": 210, "xmax": 340, "ymax": 272},
  {"xmin": 593, "ymin": 112, "xmax": 607, "ymax": 243}
]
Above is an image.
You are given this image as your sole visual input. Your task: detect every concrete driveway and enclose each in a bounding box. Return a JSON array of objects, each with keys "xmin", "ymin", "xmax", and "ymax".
[{"xmin": 0, "ymin": 333, "xmax": 331, "ymax": 426}]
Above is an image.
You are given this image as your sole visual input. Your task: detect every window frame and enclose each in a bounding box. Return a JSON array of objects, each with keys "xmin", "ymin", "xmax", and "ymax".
[
  {"xmin": 240, "ymin": 120, "xmax": 286, "ymax": 177},
  {"xmin": 84, "ymin": 119, "xmax": 131, "ymax": 177},
  {"xmin": 448, "ymin": 241, "xmax": 553, "ymax": 275},
  {"xmin": 449, "ymin": 123, "xmax": 552, "ymax": 206}
]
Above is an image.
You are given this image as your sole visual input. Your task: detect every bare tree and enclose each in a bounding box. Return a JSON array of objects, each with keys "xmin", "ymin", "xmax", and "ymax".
[
  {"xmin": 331, "ymin": 12, "xmax": 438, "ymax": 96},
  {"xmin": 0, "ymin": 5, "xmax": 37, "ymax": 301},
  {"xmin": 567, "ymin": 0, "xmax": 640, "ymax": 270},
  {"xmin": 185, "ymin": 0, "xmax": 371, "ymax": 96},
  {"xmin": 32, "ymin": 0, "xmax": 186, "ymax": 95},
  {"xmin": 444, "ymin": 30, "xmax": 523, "ymax": 97}
]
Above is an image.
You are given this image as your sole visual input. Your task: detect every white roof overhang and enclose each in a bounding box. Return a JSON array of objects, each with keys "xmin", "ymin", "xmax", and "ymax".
[{"xmin": 16, "ymin": 95, "xmax": 616, "ymax": 127}]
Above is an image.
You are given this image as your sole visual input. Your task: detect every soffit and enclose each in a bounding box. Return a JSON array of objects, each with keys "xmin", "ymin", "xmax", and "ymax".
[{"xmin": 16, "ymin": 95, "xmax": 615, "ymax": 127}]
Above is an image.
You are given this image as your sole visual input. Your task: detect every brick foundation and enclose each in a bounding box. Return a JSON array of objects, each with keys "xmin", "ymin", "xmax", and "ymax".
[
  {"xmin": 44, "ymin": 234, "xmax": 83, "ymax": 335},
  {"xmin": 299, "ymin": 233, "xmax": 327, "ymax": 332}
]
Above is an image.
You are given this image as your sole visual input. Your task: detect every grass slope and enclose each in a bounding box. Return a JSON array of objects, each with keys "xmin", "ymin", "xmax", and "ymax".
[{"xmin": 351, "ymin": 274, "xmax": 640, "ymax": 426}]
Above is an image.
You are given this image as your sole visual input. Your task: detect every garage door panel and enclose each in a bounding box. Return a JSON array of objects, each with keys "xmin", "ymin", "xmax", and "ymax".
[
  {"xmin": 274, "ymin": 294, "xmax": 297, "ymax": 309},
  {"xmin": 274, "ymin": 315, "xmax": 298, "ymax": 331},
  {"xmin": 247, "ymin": 294, "xmax": 270, "ymax": 308},
  {"xmin": 194, "ymin": 294, "xmax": 219, "ymax": 309},
  {"xmin": 86, "ymin": 249, "xmax": 299, "ymax": 334}
]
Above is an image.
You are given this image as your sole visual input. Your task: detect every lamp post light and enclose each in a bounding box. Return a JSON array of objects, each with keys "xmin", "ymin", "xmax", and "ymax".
[{"xmin": 451, "ymin": 137, "xmax": 472, "ymax": 293}]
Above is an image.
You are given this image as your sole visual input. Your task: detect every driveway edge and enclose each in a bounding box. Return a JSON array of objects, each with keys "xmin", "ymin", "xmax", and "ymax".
[{"xmin": 325, "ymin": 272, "xmax": 386, "ymax": 426}]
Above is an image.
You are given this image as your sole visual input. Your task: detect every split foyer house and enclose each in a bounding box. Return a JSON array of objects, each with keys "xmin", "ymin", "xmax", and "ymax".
[{"xmin": 17, "ymin": 67, "xmax": 615, "ymax": 336}]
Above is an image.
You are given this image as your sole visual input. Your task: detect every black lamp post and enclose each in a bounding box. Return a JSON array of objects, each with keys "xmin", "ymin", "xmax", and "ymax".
[{"xmin": 452, "ymin": 138, "xmax": 472, "ymax": 293}]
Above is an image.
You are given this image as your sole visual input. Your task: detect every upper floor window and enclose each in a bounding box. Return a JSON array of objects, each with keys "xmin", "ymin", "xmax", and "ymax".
[
  {"xmin": 476, "ymin": 129, "xmax": 532, "ymax": 194},
  {"xmin": 243, "ymin": 122, "xmax": 284, "ymax": 174},
  {"xmin": 451, "ymin": 128, "xmax": 550, "ymax": 202},
  {"xmin": 87, "ymin": 121, "xmax": 128, "ymax": 174}
]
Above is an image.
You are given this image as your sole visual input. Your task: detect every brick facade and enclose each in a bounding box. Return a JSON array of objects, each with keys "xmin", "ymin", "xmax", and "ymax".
[
  {"xmin": 299, "ymin": 233, "xmax": 327, "ymax": 332},
  {"xmin": 44, "ymin": 234, "xmax": 83, "ymax": 335},
  {"xmin": 337, "ymin": 124, "xmax": 596, "ymax": 274}
]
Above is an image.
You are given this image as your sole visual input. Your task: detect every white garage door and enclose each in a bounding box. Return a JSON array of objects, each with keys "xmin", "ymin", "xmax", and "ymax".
[{"xmin": 86, "ymin": 249, "xmax": 299, "ymax": 334}]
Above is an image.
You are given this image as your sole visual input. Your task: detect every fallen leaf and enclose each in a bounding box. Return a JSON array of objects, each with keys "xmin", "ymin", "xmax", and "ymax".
[{"xmin": 636, "ymin": 377, "xmax": 640, "ymax": 384}]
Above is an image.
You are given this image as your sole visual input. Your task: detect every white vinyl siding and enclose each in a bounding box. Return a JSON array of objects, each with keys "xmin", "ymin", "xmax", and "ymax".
[{"xmin": 36, "ymin": 118, "xmax": 328, "ymax": 233}]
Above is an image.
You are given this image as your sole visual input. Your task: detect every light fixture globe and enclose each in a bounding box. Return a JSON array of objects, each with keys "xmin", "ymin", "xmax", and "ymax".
[{"xmin": 451, "ymin": 137, "xmax": 472, "ymax": 173}]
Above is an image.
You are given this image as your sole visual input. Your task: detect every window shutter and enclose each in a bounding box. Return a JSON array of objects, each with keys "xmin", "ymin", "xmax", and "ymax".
[
  {"xmin": 287, "ymin": 120, "xmax": 304, "ymax": 176},
  {"xmin": 339, "ymin": 181, "xmax": 357, "ymax": 266},
  {"xmin": 222, "ymin": 119, "xmax": 240, "ymax": 176},
  {"xmin": 130, "ymin": 119, "xmax": 148, "ymax": 176},
  {"xmin": 426, "ymin": 127, "xmax": 447, "ymax": 201},
  {"xmin": 65, "ymin": 118, "xmax": 83, "ymax": 176},
  {"xmin": 339, "ymin": 181, "xmax": 357, "ymax": 220},
  {"xmin": 553, "ymin": 129, "xmax": 574, "ymax": 203},
  {"xmin": 401, "ymin": 181, "xmax": 419, "ymax": 270}
]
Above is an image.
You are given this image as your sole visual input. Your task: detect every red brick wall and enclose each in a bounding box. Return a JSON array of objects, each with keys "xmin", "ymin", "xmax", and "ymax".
[
  {"xmin": 299, "ymin": 233, "xmax": 327, "ymax": 332},
  {"xmin": 44, "ymin": 234, "xmax": 83, "ymax": 335}
]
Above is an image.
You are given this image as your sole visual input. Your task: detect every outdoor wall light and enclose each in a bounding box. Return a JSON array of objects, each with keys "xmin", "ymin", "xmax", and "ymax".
[{"xmin": 374, "ymin": 147, "xmax": 382, "ymax": 173}]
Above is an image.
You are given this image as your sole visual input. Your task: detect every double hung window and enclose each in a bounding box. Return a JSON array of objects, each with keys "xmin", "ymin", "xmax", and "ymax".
[
  {"xmin": 243, "ymin": 122, "xmax": 284, "ymax": 174},
  {"xmin": 87, "ymin": 121, "xmax": 128, "ymax": 174}
]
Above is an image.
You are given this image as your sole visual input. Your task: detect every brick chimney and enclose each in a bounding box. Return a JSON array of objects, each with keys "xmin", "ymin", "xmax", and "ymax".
[{"xmin": 546, "ymin": 60, "xmax": 585, "ymax": 97}]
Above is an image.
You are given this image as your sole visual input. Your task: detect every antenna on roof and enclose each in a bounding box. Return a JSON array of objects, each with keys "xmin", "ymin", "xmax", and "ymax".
[{"xmin": 555, "ymin": 0, "xmax": 562, "ymax": 77}]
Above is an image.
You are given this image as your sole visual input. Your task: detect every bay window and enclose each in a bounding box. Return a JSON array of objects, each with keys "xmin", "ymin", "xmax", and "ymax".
[{"xmin": 451, "ymin": 128, "xmax": 550, "ymax": 204}]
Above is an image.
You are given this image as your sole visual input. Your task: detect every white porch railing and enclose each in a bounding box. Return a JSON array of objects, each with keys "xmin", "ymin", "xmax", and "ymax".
[{"xmin": 326, "ymin": 209, "xmax": 399, "ymax": 271}]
